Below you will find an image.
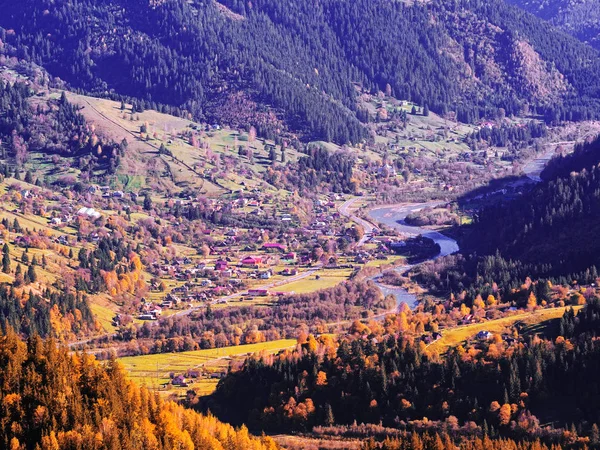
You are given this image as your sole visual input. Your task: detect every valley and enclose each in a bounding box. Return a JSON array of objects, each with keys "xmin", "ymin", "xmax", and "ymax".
[{"xmin": 2, "ymin": 0, "xmax": 600, "ymax": 448}]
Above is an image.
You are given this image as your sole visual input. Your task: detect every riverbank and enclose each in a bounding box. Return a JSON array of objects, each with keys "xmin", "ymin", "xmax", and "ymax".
[{"xmin": 366, "ymin": 203, "xmax": 459, "ymax": 310}]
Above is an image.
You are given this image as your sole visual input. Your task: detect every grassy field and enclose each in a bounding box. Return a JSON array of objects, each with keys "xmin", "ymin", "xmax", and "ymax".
[
  {"xmin": 118, "ymin": 339, "xmax": 297, "ymax": 394},
  {"xmin": 61, "ymin": 92, "xmax": 303, "ymax": 198},
  {"xmin": 89, "ymin": 301, "xmax": 118, "ymax": 333},
  {"xmin": 428, "ymin": 305, "xmax": 583, "ymax": 354},
  {"xmin": 275, "ymin": 268, "xmax": 353, "ymax": 294}
]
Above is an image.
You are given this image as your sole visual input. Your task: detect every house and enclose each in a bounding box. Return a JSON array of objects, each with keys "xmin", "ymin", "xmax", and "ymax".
[
  {"xmin": 214, "ymin": 260, "xmax": 228, "ymax": 271},
  {"xmin": 77, "ymin": 207, "xmax": 101, "ymax": 220},
  {"xmin": 241, "ymin": 256, "xmax": 262, "ymax": 267},
  {"xmin": 50, "ymin": 217, "xmax": 62, "ymax": 226},
  {"xmin": 476, "ymin": 330, "xmax": 493, "ymax": 340},
  {"xmin": 148, "ymin": 306, "xmax": 162, "ymax": 317},
  {"xmin": 282, "ymin": 252, "xmax": 296, "ymax": 261},
  {"xmin": 247, "ymin": 289, "xmax": 270, "ymax": 297},
  {"xmin": 112, "ymin": 191, "xmax": 125, "ymax": 198},
  {"xmin": 263, "ymin": 243, "xmax": 286, "ymax": 252},
  {"xmin": 259, "ymin": 270, "xmax": 272, "ymax": 280},
  {"xmin": 171, "ymin": 375, "xmax": 188, "ymax": 387},
  {"xmin": 138, "ymin": 313, "xmax": 157, "ymax": 321}
]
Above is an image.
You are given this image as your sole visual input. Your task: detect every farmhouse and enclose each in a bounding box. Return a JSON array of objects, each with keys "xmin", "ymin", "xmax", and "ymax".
[
  {"xmin": 247, "ymin": 289, "xmax": 270, "ymax": 297},
  {"xmin": 214, "ymin": 260, "xmax": 228, "ymax": 271},
  {"xmin": 240, "ymin": 256, "xmax": 262, "ymax": 267},
  {"xmin": 77, "ymin": 207, "xmax": 101, "ymax": 220}
]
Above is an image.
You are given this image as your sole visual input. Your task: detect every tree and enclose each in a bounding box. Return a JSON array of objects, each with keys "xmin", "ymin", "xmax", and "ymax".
[
  {"xmin": 324, "ymin": 403, "xmax": 335, "ymax": 426},
  {"xmin": 591, "ymin": 423, "xmax": 600, "ymax": 445},
  {"xmin": 27, "ymin": 264, "xmax": 36, "ymax": 283},
  {"xmin": 411, "ymin": 105, "xmax": 417, "ymax": 115},
  {"xmin": 143, "ymin": 194, "xmax": 153, "ymax": 211},
  {"xmin": 423, "ymin": 104, "xmax": 430, "ymax": 116},
  {"xmin": 498, "ymin": 403, "xmax": 512, "ymax": 426},
  {"xmin": 248, "ymin": 126, "xmax": 257, "ymax": 143},
  {"xmin": 200, "ymin": 244, "xmax": 211, "ymax": 259},
  {"xmin": 2, "ymin": 244, "xmax": 10, "ymax": 274},
  {"xmin": 14, "ymin": 264, "xmax": 23, "ymax": 287},
  {"xmin": 269, "ymin": 146, "xmax": 277, "ymax": 162}
]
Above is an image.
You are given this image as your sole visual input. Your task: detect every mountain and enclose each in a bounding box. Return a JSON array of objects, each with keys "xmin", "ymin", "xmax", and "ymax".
[
  {"xmin": 3, "ymin": 0, "xmax": 600, "ymax": 144},
  {"xmin": 506, "ymin": 0, "xmax": 600, "ymax": 49}
]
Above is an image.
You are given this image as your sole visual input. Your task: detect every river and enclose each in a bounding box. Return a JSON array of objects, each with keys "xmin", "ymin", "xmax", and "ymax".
[{"xmin": 367, "ymin": 203, "xmax": 459, "ymax": 311}]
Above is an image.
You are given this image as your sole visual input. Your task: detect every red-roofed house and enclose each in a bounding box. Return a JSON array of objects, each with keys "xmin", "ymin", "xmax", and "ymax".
[
  {"xmin": 240, "ymin": 256, "xmax": 262, "ymax": 267},
  {"xmin": 215, "ymin": 259, "xmax": 228, "ymax": 271}
]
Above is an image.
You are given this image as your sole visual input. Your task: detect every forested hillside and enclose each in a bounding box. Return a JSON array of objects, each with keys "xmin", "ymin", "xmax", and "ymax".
[
  {"xmin": 455, "ymin": 135, "xmax": 600, "ymax": 287},
  {"xmin": 0, "ymin": 329, "xmax": 279, "ymax": 450},
  {"xmin": 507, "ymin": 0, "xmax": 600, "ymax": 49},
  {"xmin": 207, "ymin": 296, "xmax": 600, "ymax": 445},
  {"xmin": 4, "ymin": 0, "xmax": 600, "ymax": 142}
]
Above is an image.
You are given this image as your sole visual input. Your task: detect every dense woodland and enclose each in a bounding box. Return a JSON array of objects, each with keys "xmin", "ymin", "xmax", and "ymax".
[
  {"xmin": 0, "ymin": 329, "xmax": 279, "ymax": 450},
  {"xmin": 4, "ymin": 0, "xmax": 600, "ymax": 143},
  {"xmin": 541, "ymin": 136, "xmax": 600, "ymax": 181},
  {"xmin": 506, "ymin": 0, "xmax": 600, "ymax": 50},
  {"xmin": 206, "ymin": 296, "xmax": 600, "ymax": 446},
  {"xmin": 267, "ymin": 145, "xmax": 357, "ymax": 194},
  {"xmin": 0, "ymin": 285, "xmax": 94, "ymax": 338},
  {"xmin": 466, "ymin": 159, "xmax": 600, "ymax": 273}
]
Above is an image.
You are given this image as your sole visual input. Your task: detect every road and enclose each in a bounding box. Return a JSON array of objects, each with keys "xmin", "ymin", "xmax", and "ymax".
[{"xmin": 338, "ymin": 198, "xmax": 377, "ymax": 246}]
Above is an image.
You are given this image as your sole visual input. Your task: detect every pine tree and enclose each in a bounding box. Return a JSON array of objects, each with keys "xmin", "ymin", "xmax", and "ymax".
[
  {"xmin": 14, "ymin": 264, "xmax": 23, "ymax": 287},
  {"xmin": 27, "ymin": 265, "xmax": 36, "ymax": 283},
  {"xmin": 324, "ymin": 403, "xmax": 335, "ymax": 426},
  {"xmin": 2, "ymin": 245, "xmax": 10, "ymax": 274}
]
